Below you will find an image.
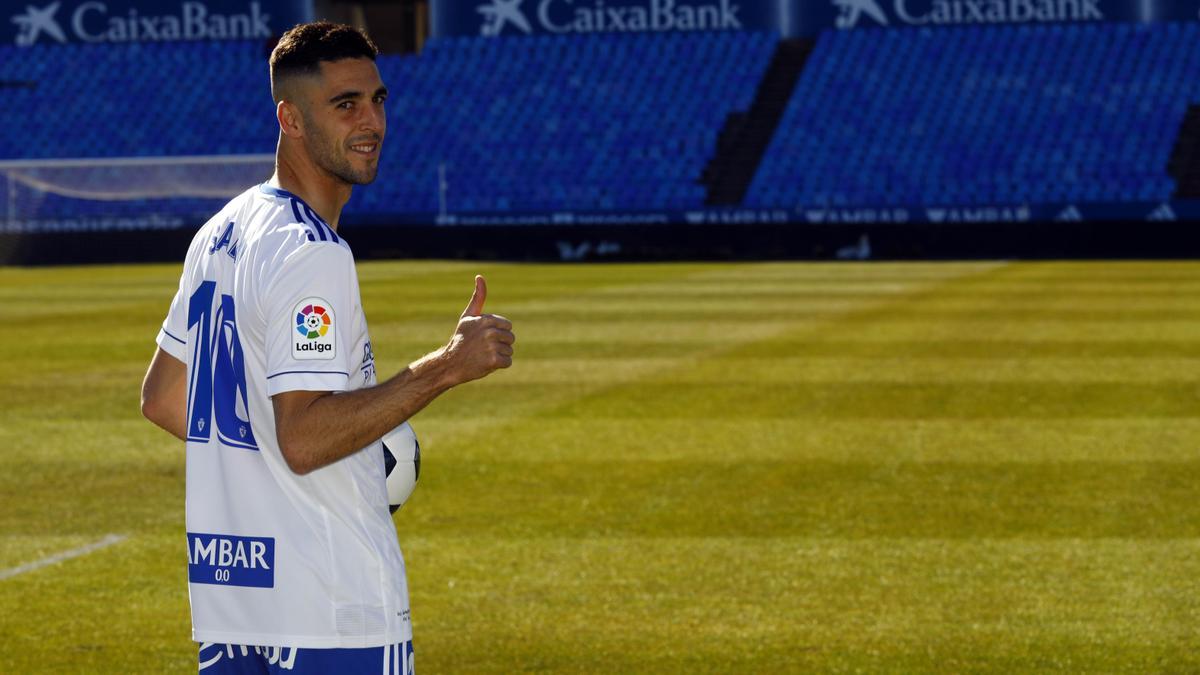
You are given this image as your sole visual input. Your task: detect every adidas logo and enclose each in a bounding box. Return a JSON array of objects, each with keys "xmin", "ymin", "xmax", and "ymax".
[
  {"xmin": 1054, "ymin": 205, "xmax": 1082, "ymax": 222},
  {"xmin": 1146, "ymin": 203, "xmax": 1177, "ymax": 222}
]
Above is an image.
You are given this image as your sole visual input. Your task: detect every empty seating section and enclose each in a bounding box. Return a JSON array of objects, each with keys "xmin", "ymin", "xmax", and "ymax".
[
  {"xmin": 349, "ymin": 31, "xmax": 774, "ymax": 215},
  {"xmin": 0, "ymin": 33, "xmax": 772, "ymax": 219},
  {"xmin": 748, "ymin": 23, "xmax": 1200, "ymax": 208},
  {"xmin": 0, "ymin": 40, "xmax": 273, "ymax": 159}
]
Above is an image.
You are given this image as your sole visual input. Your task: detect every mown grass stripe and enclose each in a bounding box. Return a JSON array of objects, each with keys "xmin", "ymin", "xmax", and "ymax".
[
  {"xmin": 496, "ymin": 357, "xmax": 1200, "ymax": 384},
  {"xmin": 416, "ymin": 417, "xmax": 1200, "ymax": 463},
  {"xmin": 408, "ymin": 459, "xmax": 1200, "ymax": 539},
  {"xmin": 722, "ymin": 339, "xmax": 1200, "ymax": 359},
  {"xmin": 525, "ymin": 382, "xmax": 1200, "ymax": 419},
  {"xmin": 395, "ymin": 306, "xmax": 1200, "ymax": 323}
]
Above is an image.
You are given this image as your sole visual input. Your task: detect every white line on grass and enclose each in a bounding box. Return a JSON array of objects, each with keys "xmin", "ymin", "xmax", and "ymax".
[{"xmin": 0, "ymin": 534, "xmax": 127, "ymax": 581}]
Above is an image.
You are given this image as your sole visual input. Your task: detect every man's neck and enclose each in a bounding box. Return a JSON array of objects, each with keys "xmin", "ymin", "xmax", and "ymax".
[{"xmin": 271, "ymin": 142, "xmax": 351, "ymax": 231}]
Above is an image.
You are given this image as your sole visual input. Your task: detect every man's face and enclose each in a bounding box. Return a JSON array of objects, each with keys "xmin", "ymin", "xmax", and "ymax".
[{"xmin": 298, "ymin": 58, "xmax": 387, "ymax": 186}]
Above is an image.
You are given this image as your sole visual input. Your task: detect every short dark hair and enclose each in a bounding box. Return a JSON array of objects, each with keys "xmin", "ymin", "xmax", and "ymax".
[{"xmin": 270, "ymin": 21, "xmax": 379, "ymax": 102}]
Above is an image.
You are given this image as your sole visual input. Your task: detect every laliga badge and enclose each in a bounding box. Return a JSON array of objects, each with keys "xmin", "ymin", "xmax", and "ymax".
[{"xmin": 292, "ymin": 298, "xmax": 336, "ymax": 360}]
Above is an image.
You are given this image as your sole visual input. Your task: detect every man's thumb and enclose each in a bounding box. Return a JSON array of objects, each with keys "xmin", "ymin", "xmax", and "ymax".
[{"xmin": 463, "ymin": 275, "xmax": 487, "ymax": 317}]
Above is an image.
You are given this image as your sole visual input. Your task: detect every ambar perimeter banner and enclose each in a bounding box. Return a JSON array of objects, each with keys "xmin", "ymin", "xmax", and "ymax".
[{"xmin": 4, "ymin": 0, "xmax": 313, "ymax": 47}]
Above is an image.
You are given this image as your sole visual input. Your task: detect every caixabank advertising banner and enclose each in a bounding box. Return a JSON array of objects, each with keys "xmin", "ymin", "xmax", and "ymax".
[
  {"xmin": 433, "ymin": 0, "xmax": 1200, "ymax": 38},
  {"xmin": 433, "ymin": 0, "xmax": 786, "ymax": 37},
  {"xmin": 785, "ymin": 0, "xmax": 1199, "ymax": 33},
  {"xmin": 4, "ymin": 0, "xmax": 312, "ymax": 46}
]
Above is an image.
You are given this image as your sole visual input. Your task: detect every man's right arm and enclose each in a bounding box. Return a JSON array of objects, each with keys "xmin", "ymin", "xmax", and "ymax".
[{"xmin": 272, "ymin": 275, "xmax": 514, "ymax": 475}]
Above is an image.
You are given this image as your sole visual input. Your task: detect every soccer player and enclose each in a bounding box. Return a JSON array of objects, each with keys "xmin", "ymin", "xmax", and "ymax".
[{"xmin": 139, "ymin": 21, "xmax": 514, "ymax": 674}]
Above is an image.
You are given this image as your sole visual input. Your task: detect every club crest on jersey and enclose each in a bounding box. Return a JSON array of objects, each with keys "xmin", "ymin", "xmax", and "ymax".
[{"xmin": 292, "ymin": 298, "xmax": 335, "ymax": 360}]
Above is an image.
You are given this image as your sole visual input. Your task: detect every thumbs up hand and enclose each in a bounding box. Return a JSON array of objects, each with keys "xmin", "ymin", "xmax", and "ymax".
[
  {"xmin": 462, "ymin": 274, "xmax": 488, "ymax": 318},
  {"xmin": 445, "ymin": 275, "xmax": 514, "ymax": 385}
]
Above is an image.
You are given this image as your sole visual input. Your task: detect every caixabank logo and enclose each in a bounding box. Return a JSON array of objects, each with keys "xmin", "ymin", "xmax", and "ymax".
[
  {"xmin": 293, "ymin": 299, "xmax": 335, "ymax": 360},
  {"xmin": 478, "ymin": 0, "xmax": 533, "ymax": 34},
  {"xmin": 11, "ymin": 2, "xmax": 67, "ymax": 45},
  {"xmin": 832, "ymin": 0, "xmax": 891, "ymax": 26},
  {"xmin": 832, "ymin": 0, "xmax": 1105, "ymax": 28},
  {"xmin": 476, "ymin": 0, "xmax": 744, "ymax": 36},
  {"xmin": 8, "ymin": 0, "xmax": 275, "ymax": 46}
]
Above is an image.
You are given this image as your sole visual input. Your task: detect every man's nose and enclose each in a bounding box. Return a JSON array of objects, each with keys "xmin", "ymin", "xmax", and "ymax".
[{"xmin": 360, "ymin": 104, "xmax": 384, "ymax": 135}]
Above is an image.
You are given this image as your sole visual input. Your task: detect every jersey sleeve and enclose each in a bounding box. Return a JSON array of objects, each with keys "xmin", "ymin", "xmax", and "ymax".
[
  {"xmin": 155, "ymin": 272, "xmax": 189, "ymax": 362},
  {"xmin": 261, "ymin": 242, "xmax": 359, "ymax": 397}
]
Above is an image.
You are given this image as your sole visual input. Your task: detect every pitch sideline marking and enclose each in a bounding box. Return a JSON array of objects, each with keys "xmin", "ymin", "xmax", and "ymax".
[{"xmin": 0, "ymin": 534, "xmax": 127, "ymax": 581}]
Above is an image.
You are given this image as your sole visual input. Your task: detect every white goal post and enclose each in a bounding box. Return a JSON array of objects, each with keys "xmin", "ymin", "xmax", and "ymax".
[{"xmin": 0, "ymin": 154, "xmax": 276, "ymax": 232}]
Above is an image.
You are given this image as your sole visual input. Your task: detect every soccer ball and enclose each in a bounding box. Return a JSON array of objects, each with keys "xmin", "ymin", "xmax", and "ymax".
[{"xmin": 382, "ymin": 421, "xmax": 421, "ymax": 513}]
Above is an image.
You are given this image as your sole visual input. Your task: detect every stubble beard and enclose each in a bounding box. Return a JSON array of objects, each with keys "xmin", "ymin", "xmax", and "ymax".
[{"xmin": 305, "ymin": 115, "xmax": 379, "ymax": 186}]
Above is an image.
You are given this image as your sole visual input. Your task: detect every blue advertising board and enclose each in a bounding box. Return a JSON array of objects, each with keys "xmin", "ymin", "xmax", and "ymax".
[
  {"xmin": 3, "ymin": 0, "xmax": 312, "ymax": 47},
  {"xmin": 433, "ymin": 0, "xmax": 1200, "ymax": 38},
  {"xmin": 785, "ymin": 0, "xmax": 1199, "ymax": 34},
  {"xmin": 432, "ymin": 0, "xmax": 785, "ymax": 38},
  {"xmin": 331, "ymin": 200, "xmax": 1198, "ymax": 229},
  {"xmin": 0, "ymin": 199, "xmax": 1194, "ymax": 233}
]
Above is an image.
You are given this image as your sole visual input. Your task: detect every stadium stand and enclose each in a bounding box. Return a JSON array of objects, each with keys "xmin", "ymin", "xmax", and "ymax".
[
  {"xmin": 746, "ymin": 23, "xmax": 1200, "ymax": 208},
  {"xmin": 0, "ymin": 32, "xmax": 775, "ymax": 221},
  {"xmin": 350, "ymin": 31, "xmax": 776, "ymax": 215},
  {"xmin": 0, "ymin": 40, "xmax": 273, "ymax": 159},
  {"xmin": 0, "ymin": 40, "xmax": 274, "ymax": 223},
  {"xmin": 4, "ymin": 23, "xmax": 1200, "ymax": 224}
]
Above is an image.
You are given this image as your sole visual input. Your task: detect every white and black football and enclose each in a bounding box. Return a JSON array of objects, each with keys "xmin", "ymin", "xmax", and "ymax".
[{"xmin": 382, "ymin": 421, "xmax": 421, "ymax": 513}]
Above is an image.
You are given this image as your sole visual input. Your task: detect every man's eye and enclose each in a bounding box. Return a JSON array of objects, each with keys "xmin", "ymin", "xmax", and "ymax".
[
  {"xmin": 338, "ymin": 101, "xmax": 353, "ymax": 110},
  {"xmin": 373, "ymin": 95, "xmax": 387, "ymax": 104}
]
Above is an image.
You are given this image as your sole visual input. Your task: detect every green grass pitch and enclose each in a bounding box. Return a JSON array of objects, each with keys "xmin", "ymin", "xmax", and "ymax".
[{"xmin": 1, "ymin": 259, "xmax": 1198, "ymax": 673}]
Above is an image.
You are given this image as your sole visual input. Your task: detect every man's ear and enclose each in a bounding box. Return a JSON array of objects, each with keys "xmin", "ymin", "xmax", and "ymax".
[{"xmin": 277, "ymin": 100, "xmax": 304, "ymax": 138}]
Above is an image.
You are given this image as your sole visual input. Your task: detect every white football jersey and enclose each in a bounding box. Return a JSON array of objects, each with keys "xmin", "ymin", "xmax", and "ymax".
[{"xmin": 155, "ymin": 184, "xmax": 410, "ymax": 648}]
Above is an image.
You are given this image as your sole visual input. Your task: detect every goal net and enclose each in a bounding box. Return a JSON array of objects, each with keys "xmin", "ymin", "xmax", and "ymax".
[{"xmin": 0, "ymin": 154, "xmax": 276, "ymax": 233}]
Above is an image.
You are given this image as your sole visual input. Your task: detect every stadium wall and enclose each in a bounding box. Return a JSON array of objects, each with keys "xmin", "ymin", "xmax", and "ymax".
[{"xmin": 6, "ymin": 218, "xmax": 1200, "ymax": 265}]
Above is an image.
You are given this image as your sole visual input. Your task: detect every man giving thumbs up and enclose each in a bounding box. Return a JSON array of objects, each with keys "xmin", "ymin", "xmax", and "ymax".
[
  {"xmin": 139, "ymin": 22, "xmax": 515, "ymax": 669},
  {"xmin": 268, "ymin": 274, "xmax": 516, "ymax": 475}
]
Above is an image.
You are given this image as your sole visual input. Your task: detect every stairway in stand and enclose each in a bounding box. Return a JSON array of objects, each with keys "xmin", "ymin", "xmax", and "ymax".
[
  {"xmin": 1168, "ymin": 104, "xmax": 1200, "ymax": 198},
  {"xmin": 701, "ymin": 38, "xmax": 815, "ymax": 206}
]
